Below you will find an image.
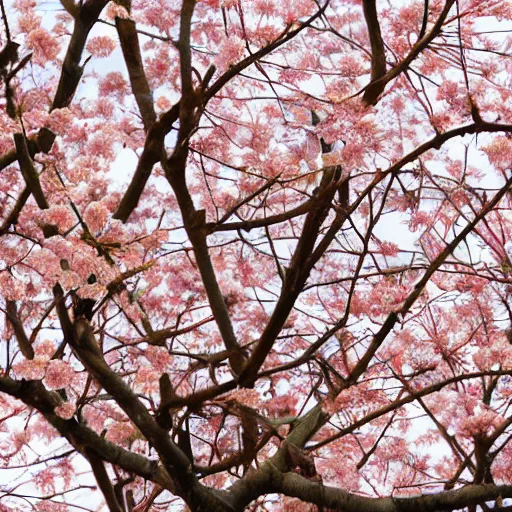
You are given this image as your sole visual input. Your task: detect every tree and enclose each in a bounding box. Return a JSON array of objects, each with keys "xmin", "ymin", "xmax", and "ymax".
[{"xmin": 1, "ymin": 0, "xmax": 512, "ymax": 510}]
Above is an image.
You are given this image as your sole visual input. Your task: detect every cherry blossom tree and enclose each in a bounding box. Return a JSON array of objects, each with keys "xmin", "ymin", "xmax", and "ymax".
[{"xmin": 2, "ymin": 0, "xmax": 512, "ymax": 510}]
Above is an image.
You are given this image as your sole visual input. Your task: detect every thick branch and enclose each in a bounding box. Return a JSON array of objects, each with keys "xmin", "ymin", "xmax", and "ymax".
[
  {"xmin": 5, "ymin": 300, "xmax": 34, "ymax": 359},
  {"xmin": 362, "ymin": 0, "xmax": 386, "ymax": 94},
  {"xmin": 206, "ymin": 196, "xmax": 314, "ymax": 233},
  {"xmin": 177, "ymin": 0, "xmax": 196, "ymax": 128},
  {"xmin": 13, "ymin": 133, "xmax": 49, "ymax": 210},
  {"xmin": 0, "ymin": 186, "xmax": 30, "ymax": 235},
  {"xmin": 113, "ymin": 104, "xmax": 179, "ymax": 222},
  {"xmin": 0, "ymin": 127, "xmax": 55, "ymax": 172},
  {"xmin": 115, "ymin": 16, "xmax": 156, "ymax": 131},
  {"xmin": 238, "ymin": 165, "xmax": 342, "ymax": 387},
  {"xmin": 0, "ymin": 376, "xmax": 174, "ymax": 490},
  {"xmin": 52, "ymin": 0, "xmax": 109, "ymax": 110},
  {"xmin": 363, "ymin": 0, "xmax": 455, "ymax": 105},
  {"xmin": 273, "ymin": 472, "xmax": 512, "ymax": 512},
  {"xmin": 86, "ymin": 449, "xmax": 124, "ymax": 512},
  {"xmin": 166, "ymin": 163, "xmax": 246, "ymax": 374},
  {"xmin": 54, "ymin": 285, "xmax": 233, "ymax": 511}
]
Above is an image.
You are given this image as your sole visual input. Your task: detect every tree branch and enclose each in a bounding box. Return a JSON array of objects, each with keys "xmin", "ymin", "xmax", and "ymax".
[
  {"xmin": 52, "ymin": 0, "xmax": 109, "ymax": 110},
  {"xmin": 86, "ymin": 449, "xmax": 124, "ymax": 512},
  {"xmin": 5, "ymin": 300, "xmax": 34, "ymax": 359},
  {"xmin": 348, "ymin": 172, "xmax": 512, "ymax": 384},
  {"xmin": 273, "ymin": 471, "xmax": 512, "ymax": 512},
  {"xmin": 115, "ymin": 14, "xmax": 156, "ymax": 132},
  {"xmin": 0, "ymin": 375, "xmax": 174, "ymax": 490},
  {"xmin": 113, "ymin": 104, "xmax": 180, "ymax": 222},
  {"xmin": 361, "ymin": 0, "xmax": 387, "ymax": 100},
  {"xmin": 362, "ymin": 0, "xmax": 455, "ymax": 105},
  {"xmin": 53, "ymin": 284, "xmax": 234, "ymax": 511},
  {"xmin": 13, "ymin": 133, "xmax": 49, "ymax": 210}
]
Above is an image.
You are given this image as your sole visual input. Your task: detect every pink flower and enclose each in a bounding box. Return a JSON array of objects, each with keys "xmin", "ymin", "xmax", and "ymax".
[
  {"xmin": 155, "ymin": 96, "xmax": 172, "ymax": 111},
  {"xmin": 135, "ymin": 366, "xmax": 159, "ymax": 394},
  {"xmin": 54, "ymin": 402, "xmax": 76, "ymax": 420},
  {"xmin": 458, "ymin": 407, "xmax": 502, "ymax": 438},
  {"xmin": 83, "ymin": 201, "xmax": 110, "ymax": 233},
  {"xmin": 37, "ymin": 500, "xmax": 68, "ymax": 512},
  {"xmin": 34, "ymin": 467, "xmax": 56, "ymax": 494},
  {"xmin": 44, "ymin": 360, "xmax": 75, "ymax": 390},
  {"xmin": 34, "ymin": 340, "xmax": 57, "ymax": 359},
  {"xmin": 41, "ymin": 205, "xmax": 76, "ymax": 232},
  {"xmin": 77, "ymin": 282, "xmax": 106, "ymax": 300},
  {"xmin": 86, "ymin": 36, "xmax": 117, "ymax": 58},
  {"xmin": 216, "ymin": 37, "xmax": 245, "ymax": 71},
  {"xmin": 17, "ymin": 8, "xmax": 41, "ymax": 33},
  {"xmin": 143, "ymin": 2, "xmax": 179, "ymax": 31},
  {"xmin": 225, "ymin": 388, "xmax": 264, "ymax": 409},
  {"xmin": 13, "ymin": 359, "xmax": 48, "ymax": 380},
  {"xmin": 144, "ymin": 346, "xmax": 171, "ymax": 373},
  {"xmin": 483, "ymin": 137, "xmax": 512, "ymax": 170},
  {"xmin": 0, "ymin": 272, "xmax": 26, "ymax": 300},
  {"xmin": 105, "ymin": 422, "xmax": 136, "ymax": 445},
  {"xmin": 99, "ymin": 72, "xmax": 129, "ymax": 101},
  {"xmin": 105, "ymin": 3, "xmax": 130, "ymax": 19},
  {"xmin": 377, "ymin": 241, "xmax": 400, "ymax": 257},
  {"xmin": 26, "ymin": 28, "xmax": 60, "ymax": 64}
]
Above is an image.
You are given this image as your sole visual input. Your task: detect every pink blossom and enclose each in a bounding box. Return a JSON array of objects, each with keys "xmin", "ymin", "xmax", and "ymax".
[
  {"xmin": 34, "ymin": 340, "xmax": 57, "ymax": 359},
  {"xmin": 253, "ymin": 0, "xmax": 277, "ymax": 16},
  {"xmin": 135, "ymin": 366, "xmax": 160, "ymax": 394},
  {"xmin": 82, "ymin": 405, "xmax": 107, "ymax": 434},
  {"xmin": 77, "ymin": 282, "xmax": 106, "ymax": 301},
  {"xmin": 99, "ymin": 72, "xmax": 129, "ymax": 101},
  {"xmin": 0, "ymin": 273, "xmax": 26, "ymax": 300},
  {"xmin": 28, "ymin": 416, "xmax": 59, "ymax": 442},
  {"xmin": 54, "ymin": 402, "xmax": 76, "ymax": 420},
  {"xmin": 483, "ymin": 137, "xmax": 512, "ymax": 170},
  {"xmin": 13, "ymin": 358, "xmax": 48, "ymax": 380},
  {"xmin": 224, "ymin": 388, "xmax": 264, "ymax": 408},
  {"xmin": 105, "ymin": 422, "xmax": 136, "ymax": 445},
  {"xmin": 155, "ymin": 96, "xmax": 172, "ymax": 111},
  {"xmin": 143, "ymin": 2, "xmax": 179, "ymax": 31},
  {"xmin": 26, "ymin": 28, "xmax": 60, "ymax": 65},
  {"xmin": 36, "ymin": 501, "xmax": 68, "ymax": 512},
  {"xmin": 34, "ymin": 467, "xmax": 56, "ymax": 494},
  {"xmin": 105, "ymin": 3, "xmax": 130, "ymax": 19},
  {"xmin": 44, "ymin": 360, "xmax": 75, "ymax": 390},
  {"xmin": 216, "ymin": 37, "xmax": 245, "ymax": 71},
  {"xmin": 458, "ymin": 407, "xmax": 503, "ymax": 438},
  {"xmin": 86, "ymin": 36, "xmax": 117, "ymax": 58},
  {"xmin": 144, "ymin": 346, "xmax": 171, "ymax": 373},
  {"xmin": 83, "ymin": 201, "xmax": 110, "ymax": 233},
  {"xmin": 409, "ymin": 211, "xmax": 432, "ymax": 231},
  {"xmin": 41, "ymin": 205, "xmax": 76, "ymax": 232},
  {"xmin": 376, "ymin": 240, "xmax": 400, "ymax": 257},
  {"xmin": 60, "ymin": 270, "xmax": 82, "ymax": 289},
  {"xmin": 17, "ymin": 9, "xmax": 41, "ymax": 33},
  {"xmin": 26, "ymin": 248, "xmax": 62, "ymax": 280},
  {"xmin": 94, "ymin": 97, "xmax": 115, "ymax": 118}
]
